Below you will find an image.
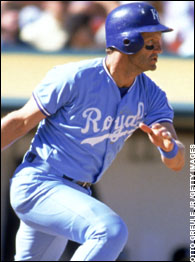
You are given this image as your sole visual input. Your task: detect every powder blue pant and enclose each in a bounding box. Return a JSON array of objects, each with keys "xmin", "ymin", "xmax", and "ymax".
[{"xmin": 10, "ymin": 163, "xmax": 128, "ymax": 261}]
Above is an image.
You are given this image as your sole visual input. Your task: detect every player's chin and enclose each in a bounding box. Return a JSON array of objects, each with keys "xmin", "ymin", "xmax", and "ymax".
[
  {"xmin": 148, "ymin": 62, "xmax": 157, "ymax": 71},
  {"xmin": 150, "ymin": 64, "xmax": 157, "ymax": 71},
  {"xmin": 141, "ymin": 62, "xmax": 157, "ymax": 72},
  {"xmin": 148, "ymin": 59, "xmax": 158, "ymax": 71},
  {"xmin": 144, "ymin": 64, "xmax": 157, "ymax": 72}
]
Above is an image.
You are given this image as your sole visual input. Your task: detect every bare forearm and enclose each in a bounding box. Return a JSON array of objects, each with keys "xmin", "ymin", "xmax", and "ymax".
[
  {"xmin": 1, "ymin": 96, "xmax": 46, "ymax": 151},
  {"xmin": 1, "ymin": 111, "xmax": 27, "ymax": 151},
  {"xmin": 161, "ymin": 140, "xmax": 185, "ymax": 171}
]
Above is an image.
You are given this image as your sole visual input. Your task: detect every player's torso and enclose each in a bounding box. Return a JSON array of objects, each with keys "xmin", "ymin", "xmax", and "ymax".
[
  {"xmin": 27, "ymin": 58, "xmax": 149, "ymax": 182},
  {"xmin": 46, "ymin": 59, "xmax": 146, "ymax": 146}
]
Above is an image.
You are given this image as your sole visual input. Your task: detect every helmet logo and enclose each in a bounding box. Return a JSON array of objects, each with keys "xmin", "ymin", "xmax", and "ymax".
[{"xmin": 150, "ymin": 9, "xmax": 160, "ymax": 22}]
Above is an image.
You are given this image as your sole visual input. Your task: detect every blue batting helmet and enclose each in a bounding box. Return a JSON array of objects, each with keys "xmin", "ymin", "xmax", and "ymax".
[{"xmin": 105, "ymin": 2, "xmax": 173, "ymax": 54}]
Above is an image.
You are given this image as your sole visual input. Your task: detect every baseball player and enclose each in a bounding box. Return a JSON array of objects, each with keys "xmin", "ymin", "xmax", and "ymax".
[{"xmin": 1, "ymin": 3, "xmax": 185, "ymax": 261}]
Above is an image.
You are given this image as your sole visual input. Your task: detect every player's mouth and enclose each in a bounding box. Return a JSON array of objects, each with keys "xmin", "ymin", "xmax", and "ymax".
[{"xmin": 150, "ymin": 56, "xmax": 158, "ymax": 63}]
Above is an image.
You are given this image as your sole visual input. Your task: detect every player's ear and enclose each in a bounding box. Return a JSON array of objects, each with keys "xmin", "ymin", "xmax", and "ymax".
[{"xmin": 105, "ymin": 47, "xmax": 115, "ymax": 55}]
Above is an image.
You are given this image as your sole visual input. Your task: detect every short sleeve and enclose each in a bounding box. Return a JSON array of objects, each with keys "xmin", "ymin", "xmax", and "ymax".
[
  {"xmin": 144, "ymin": 81, "xmax": 174, "ymax": 127},
  {"xmin": 33, "ymin": 65, "xmax": 74, "ymax": 116}
]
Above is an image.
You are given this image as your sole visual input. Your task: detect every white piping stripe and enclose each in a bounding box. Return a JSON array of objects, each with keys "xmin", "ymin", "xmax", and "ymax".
[
  {"xmin": 103, "ymin": 58, "xmax": 117, "ymax": 86},
  {"xmin": 149, "ymin": 118, "xmax": 173, "ymax": 127},
  {"xmin": 103, "ymin": 58, "xmax": 137, "ymax": 90},
  {"xmin": 33, "ymin": 92, "xmax": 51, "ymax": 116}
]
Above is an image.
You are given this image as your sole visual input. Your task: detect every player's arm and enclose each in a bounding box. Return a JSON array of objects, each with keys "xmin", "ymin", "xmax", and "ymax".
[
  {"xmin": 139, "ymin": 122, "xmax": 185, "ymax": 171},
  {"xmin": 1, "ymin": 96, "xmax": 46, "ymax": 151}
]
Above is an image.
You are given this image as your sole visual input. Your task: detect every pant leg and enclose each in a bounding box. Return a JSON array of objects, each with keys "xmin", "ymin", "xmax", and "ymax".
[
  {"xmin": 10, "ymin": 169, "xmax": 128, "ymax": 261},
  {"xmin": 70, "ymin": 213, "xmax": 128, "ymax": 261},
  {"xmin": 15, "ymin": 221, "xmax": 68, "ymax": 261}
]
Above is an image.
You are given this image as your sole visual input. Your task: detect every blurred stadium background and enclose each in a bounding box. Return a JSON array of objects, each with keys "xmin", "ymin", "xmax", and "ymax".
[{"xmin": 1, "ymin": 1, "xmax": 194, "ymax": 261}]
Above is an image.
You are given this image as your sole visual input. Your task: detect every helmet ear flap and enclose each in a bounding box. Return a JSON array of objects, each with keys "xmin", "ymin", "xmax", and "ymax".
[{"xmin": 120, "ymin": 31, "xmax": 144, "ymax": 54}]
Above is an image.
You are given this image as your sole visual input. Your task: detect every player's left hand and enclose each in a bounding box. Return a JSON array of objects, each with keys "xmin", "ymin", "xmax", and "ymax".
[{"xmin": 139, "ymin": 122, "xmax": 174, "ymax": 152}]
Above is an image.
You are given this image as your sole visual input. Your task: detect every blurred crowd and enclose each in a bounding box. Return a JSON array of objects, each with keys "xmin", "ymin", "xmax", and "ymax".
[{"xmin": 1, "ymin": 1, "xmax": 194, "ymax": 57}]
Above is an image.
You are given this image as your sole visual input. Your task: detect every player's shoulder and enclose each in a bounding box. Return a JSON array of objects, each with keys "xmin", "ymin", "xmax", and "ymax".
[
  {"xmin": 42, "ymin": 57, "xmax": 104, "ymax": 85},
  {"xmin": 138, "ymin": 73, "xmax": 168, "ymax": 101},
  {"xmin": 55, "ymin": 57, "xmax": 104, "ymax": 75},
  {"xmin": 138, "ymin": 72, "xmax": 158, "ymax": 87},
  {"xmin": 138, "ymin": 72, "xmax": 164, "ymax": 93},
  {"xmin": 75, "ymin": 57, "xmax": 104, "ymax": 69}
]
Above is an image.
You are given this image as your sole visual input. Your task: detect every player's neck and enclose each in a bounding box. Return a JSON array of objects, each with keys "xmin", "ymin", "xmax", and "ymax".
[{"xmin": 105, "ymin": 53, "xmax": 141, "ymax": 88}]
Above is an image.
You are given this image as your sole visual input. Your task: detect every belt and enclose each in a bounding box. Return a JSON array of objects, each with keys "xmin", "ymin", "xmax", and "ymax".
[
  {"xmin": 62, "ymin": 174, "xmax": 92, "ymax": 189},
  {"xmin": 25, "ymin": 152, "xmax": 92, "ymax": 189}
]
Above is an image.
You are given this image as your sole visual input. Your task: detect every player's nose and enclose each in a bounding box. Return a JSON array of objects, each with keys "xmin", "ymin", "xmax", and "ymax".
[{"xmin": 153, "ymin": 43, "xmax": 163, "ymax": 54}]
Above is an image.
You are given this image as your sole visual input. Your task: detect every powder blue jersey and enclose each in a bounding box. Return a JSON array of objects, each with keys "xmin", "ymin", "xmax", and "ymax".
[{"xmin": 26, "ymin": 57, "xmax": 173, "ymax": 183}]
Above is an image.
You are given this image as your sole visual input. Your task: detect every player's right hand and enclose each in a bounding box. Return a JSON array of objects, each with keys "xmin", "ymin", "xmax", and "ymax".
[{"xmin": 139, "ymin": 122, "xmax": 174, "ymax": 152}]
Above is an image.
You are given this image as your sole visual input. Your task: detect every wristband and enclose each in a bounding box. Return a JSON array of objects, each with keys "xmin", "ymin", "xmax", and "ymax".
[{"xmin": 158, "ymin": 139, "xmax": 178, "ymax": 159}]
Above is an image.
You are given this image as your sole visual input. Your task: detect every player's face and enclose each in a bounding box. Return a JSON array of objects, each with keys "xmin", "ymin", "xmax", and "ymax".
[{"xmin": 129, "ymin": 32, "xmax": 163, "ymax": 72}]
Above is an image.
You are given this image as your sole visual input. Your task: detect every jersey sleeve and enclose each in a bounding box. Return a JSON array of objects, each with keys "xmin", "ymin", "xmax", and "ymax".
[
  {"xmin": 32, "ymin": 65, "xmax": 74, "ymax": 116},
  {"xmin": 143, "ymin": 79, "xmax": 174, "ymax": 127}
]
